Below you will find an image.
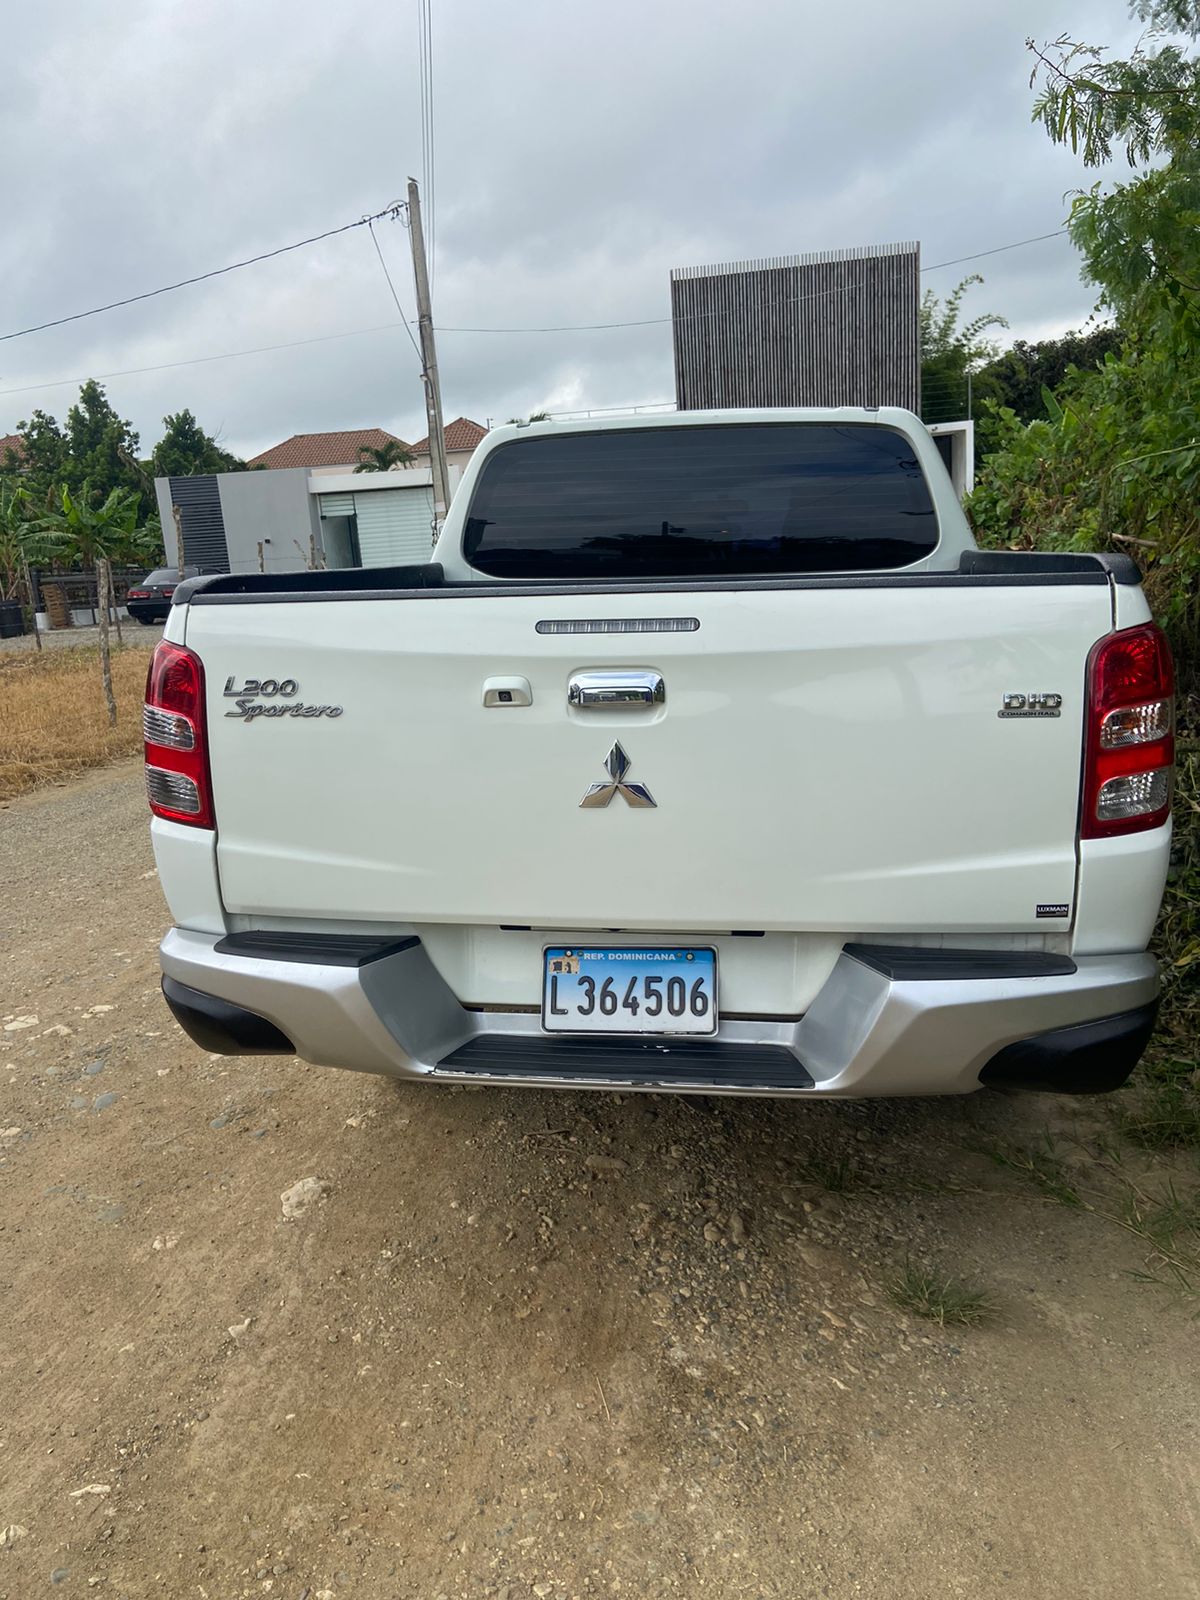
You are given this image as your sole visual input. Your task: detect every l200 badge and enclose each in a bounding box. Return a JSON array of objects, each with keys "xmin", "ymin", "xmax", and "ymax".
[{"xmin": 222, "ymin": 676, "xmax": 343, "ymax": 721}]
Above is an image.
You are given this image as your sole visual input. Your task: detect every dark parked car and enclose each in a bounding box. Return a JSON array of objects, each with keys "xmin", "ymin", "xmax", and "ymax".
[{"xmin": 125, "ymin": 567, "xmax": 201, "ymax": 625}]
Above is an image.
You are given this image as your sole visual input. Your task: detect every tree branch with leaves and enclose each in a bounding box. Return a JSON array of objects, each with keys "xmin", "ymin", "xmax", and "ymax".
[{"xmin": 354, "ymin": 440, "xmax": 414, "ymax": 472}]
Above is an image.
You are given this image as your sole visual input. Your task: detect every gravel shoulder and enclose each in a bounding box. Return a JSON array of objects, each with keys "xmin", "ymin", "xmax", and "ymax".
[
  {"xmin": 0, "ymin": 622, "xmax": 163, "ymax": 656},
  {"xmin": 1, "ymin": 762, "xmax": 1197, "ymax": 1599}
]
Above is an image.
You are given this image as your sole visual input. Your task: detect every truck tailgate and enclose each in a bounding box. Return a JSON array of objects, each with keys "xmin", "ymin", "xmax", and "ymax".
[{"xmin": 190, "ymin": 579, "xmax": 1111, "ymax": 934}]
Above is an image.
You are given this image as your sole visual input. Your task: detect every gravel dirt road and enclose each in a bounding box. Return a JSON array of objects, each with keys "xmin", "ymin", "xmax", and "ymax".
[{"xmin": 2, "ymin": 762, "xmax": 1198, "ymax": 1599}]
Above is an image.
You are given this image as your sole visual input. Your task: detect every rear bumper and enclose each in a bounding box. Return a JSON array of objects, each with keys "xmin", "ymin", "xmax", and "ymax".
[{"xmin": 159, "ymin": 929, "xmax": 1160, "ymax": 1098}]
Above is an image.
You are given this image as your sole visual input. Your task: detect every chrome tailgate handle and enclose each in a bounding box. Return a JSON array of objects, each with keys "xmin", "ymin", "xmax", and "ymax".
[{"xmin": 568, "ymin": 670, "xmax": 665, "ymax": 710}]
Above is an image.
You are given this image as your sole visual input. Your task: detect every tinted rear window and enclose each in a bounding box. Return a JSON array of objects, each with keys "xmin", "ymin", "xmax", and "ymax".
[
  {"xmin": 143, "ymin": 569, "xmax": 181, "ymax": 585},
  {"xmin": 463, "ymin": 424, "xmax": 937, "ymax": 579}
]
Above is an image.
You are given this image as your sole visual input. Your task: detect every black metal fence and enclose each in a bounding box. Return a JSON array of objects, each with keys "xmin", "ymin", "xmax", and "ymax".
[{"xmin": 26, "ymin": 567, "xmax": 146, "ymax": 630}]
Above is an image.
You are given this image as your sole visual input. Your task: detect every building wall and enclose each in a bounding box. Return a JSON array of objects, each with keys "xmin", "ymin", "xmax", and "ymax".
[
  {"xmin": 156, "ymin": 469, "xmax": 319, "ymax": 574},
  {"xmin": 411, "ymin": 448, "xmax": 478, "ymax": 479},
  {"xmin": 155, "ymin": 462, "xmax": 463, "ymax": 576},
  {"xmin": 214, "ymin": 468, "xmax": 321, "ymax": 573},
  {"xmin": 155, "ymin": 475, "xmax": 230, "ymax": 571},
  {"xmin": 670, "ymin": 242, "xmax": 920, "ymax": 412}
]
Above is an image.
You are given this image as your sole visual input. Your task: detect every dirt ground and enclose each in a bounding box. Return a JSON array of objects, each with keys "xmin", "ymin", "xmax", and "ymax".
[{"xmin": 1, "ymin": 762, "xmax": 1198, "ymax": 1600}]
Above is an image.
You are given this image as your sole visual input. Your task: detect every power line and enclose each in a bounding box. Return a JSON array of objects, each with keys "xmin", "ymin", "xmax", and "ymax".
[
  {"xmin": 434, "ymin": 276, "xmax": 876, "ymax": 334},
  {"xmin": 367, "ymin": 219, "xmax": 425, "ymax": 365},
  {"xmin": 921, "ymin": 229, "xmax": 1068, "ymax": 272},
  {"xmin": 424, "ymin": 0, "xmax": 436, "ymax": 288},
  {"xmin": 416, "ymin": 0, "xmax": 435, "ymax": 289},
  {"xmin": 417, "ymin": 0, "xmax": 429, "ymax": 263},
  {"xmin": 0, "ymin": 203, "xmax": 405, "ymax": 345},
  {"xmin": 432, "ymin": 229, "xmax": 1072, "ymax": 334},
  {"xmin": 0, "ymin": 223, "xmax": 1076, "ymax": 398},
  {"xmin": 0, "ymin": 320, "xmax": 410, "ymax": 399},
  {"xmin": 0, "ymin": 220, "xmax": 1071, "ymax": 355}
]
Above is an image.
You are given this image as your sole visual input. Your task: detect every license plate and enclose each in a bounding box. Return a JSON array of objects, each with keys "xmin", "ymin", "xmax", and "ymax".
[{"xmin": 542, "ymin": 946, "xmax": 718, "ymax": 1036}]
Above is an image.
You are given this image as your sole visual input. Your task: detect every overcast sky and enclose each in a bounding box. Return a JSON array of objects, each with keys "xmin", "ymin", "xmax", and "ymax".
[{"xmin": 0, "ymin": 0, "xmax": 1139, "ymax": 459}]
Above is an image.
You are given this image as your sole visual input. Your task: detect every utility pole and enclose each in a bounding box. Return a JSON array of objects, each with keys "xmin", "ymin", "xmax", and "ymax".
[{"xmin": 406, "ymin": 177, "xmax": 451, "ymax": 527}]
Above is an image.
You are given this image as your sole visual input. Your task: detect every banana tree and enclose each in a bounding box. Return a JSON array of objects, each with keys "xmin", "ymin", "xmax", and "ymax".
[
  {"xmin": 0, "ymin": 481, "xmax": 36, "ymax": 601},
  {"xmin": 37, "ymin": 481, "xmax": 147, "ymax": 724},
  {"xmin": 0, "ymin": 482, "xmax": 51, "ymax": 649}
]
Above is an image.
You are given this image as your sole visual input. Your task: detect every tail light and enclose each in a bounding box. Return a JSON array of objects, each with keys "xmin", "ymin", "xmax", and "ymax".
[
  {"xmin": 1081, "ymin": 623, "xmax": 1174, "ymax": 838},
  {"xmin": 144, "ymin": 641, "xmax": 214, "ymax": 828}
]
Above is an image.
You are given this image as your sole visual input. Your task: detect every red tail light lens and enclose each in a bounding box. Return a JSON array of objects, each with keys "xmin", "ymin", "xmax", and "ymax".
[
  {"xmin": 144, "ymin": 641, "xmax": 214, "ymax": 828},
  {"xmin": 1082, "ymin": 623, "xmax": 1174, "ymax": 839}
]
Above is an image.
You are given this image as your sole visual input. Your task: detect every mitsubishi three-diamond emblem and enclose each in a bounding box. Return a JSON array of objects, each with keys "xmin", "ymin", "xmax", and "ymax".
[{"xmin": 579, "ymin": 741, "xmax": 656, "ymax": 809}]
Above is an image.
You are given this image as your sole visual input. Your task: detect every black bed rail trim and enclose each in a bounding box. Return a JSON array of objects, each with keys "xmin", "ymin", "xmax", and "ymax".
[
  {"xmin": 173, "ymin": 563, "xmax": 445, "ymax": 604},
  {"xmin": 178, "ymin": 566, "xmax": 1114, "ymax": 606},
  {"xmin": 959, "ymin": 549, "xmax": 1140, "ymax": 584},
  {"xmin": 214, "ymin": 931, "xmax": 419, "ymax": 967},
  {"xmin": 844, "ymin": 944, "xmax": 1077, "ymax": 981}
]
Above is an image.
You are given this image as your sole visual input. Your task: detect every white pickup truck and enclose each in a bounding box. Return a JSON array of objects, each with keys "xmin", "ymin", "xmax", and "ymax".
[{"xmin": 145, "ymin": 408, "xmax": 1174, "ymax": 1098}]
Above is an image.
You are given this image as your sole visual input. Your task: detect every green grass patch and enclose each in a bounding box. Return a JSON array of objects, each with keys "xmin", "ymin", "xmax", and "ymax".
[
  {"xmin": 795, "ymin": 1153, "xmax": 858, "ymax": 1192},
  {"xmin": 888, "ymin": 1261, "xmax": 995, "ymax": 1327},
  {"xmin": 981, "ymin": 1139, "xmax": 1085, "ymax": 1208}
]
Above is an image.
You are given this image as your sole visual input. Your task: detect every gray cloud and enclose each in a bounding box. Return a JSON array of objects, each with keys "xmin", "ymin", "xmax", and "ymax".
[{"xmin": 0, "ymin": 0, "xmax": 1138, "ymax": 457}]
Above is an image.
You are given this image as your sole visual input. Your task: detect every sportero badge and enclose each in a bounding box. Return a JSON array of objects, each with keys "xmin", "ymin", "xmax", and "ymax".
[
  {"xmin": 580, "ymin": 742, "xmax": 656, "ymax": 808},
  {"xmin": 223, "ymin": 676, "xmax": 343, "ymax": 721}
]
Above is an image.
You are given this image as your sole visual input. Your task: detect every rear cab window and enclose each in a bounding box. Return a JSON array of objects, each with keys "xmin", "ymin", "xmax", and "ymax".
[{"xmin": 462, "ymin": 423, "xmax": 937, "ymax": 579}]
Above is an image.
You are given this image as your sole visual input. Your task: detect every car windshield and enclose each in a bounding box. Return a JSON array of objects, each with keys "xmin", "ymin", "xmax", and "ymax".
[
  {"xmin": 462, "ymin": 423, "xmax": 938, "ymax": 579},
  {"xmin": 142, "ymin": 570, "xmax": 181, "ymax": 585}
]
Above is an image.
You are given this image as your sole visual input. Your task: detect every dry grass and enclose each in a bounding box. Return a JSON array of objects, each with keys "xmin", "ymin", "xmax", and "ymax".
[{"xmin": 0, "ymin": 645, "xmax": 153, "ymax": 800}]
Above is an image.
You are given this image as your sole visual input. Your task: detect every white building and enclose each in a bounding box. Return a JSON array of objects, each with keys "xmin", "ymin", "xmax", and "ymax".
[{"xmin": 156, "ymin": 420, "xmax": 487, "ymax": 574}]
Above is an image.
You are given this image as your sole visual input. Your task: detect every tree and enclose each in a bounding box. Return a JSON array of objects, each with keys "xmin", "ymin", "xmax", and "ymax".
[
  {"xmin": 970, "ymin": 2, "xmax": 1200, "ymax": 1053},
  {"xmin": 36, "ymin": 481, "xmax": 151, "ymax": 724},
  {"xmin": 64, "ymin": 380, "xmax": 150, "ymax": 510},
  {"xmin": 506, "ymin": 410, "xmax": 551, "ymax": 424},
  {"xmin": 14, "ymin": 381, "xmax": 151, "ymax": 516},
  {"xmin": 8, "ymin": 409, "xmax": 68, "ymax": 504},
  {"xmin": 919, "ymin": 276, "xmax": 1008, "ymax": 425},
  {"xmin": 151, "ymin": 410, "xmax": 244, "ymax": 478},
  {"xmin": 972, "ymin": 324, "xmax": 1125, "ymax": 456},
  {"xmin": 354, "ymin": 439, "xmax": 413, "ymax": 472},
  {"xmin": 1027, "ymin": 4, "xmax": 1200, "ymax": 337},
  {"xmin": 0, "ymin": 481, "xmax": 45, "ymax": 604},
  {"xmin": 972, "ymin": 4, "xmax": 1200, "ymax": 672},
  {"xmin": 975, "ymin": 326, "xmax": 1125, "ymax": 423}
]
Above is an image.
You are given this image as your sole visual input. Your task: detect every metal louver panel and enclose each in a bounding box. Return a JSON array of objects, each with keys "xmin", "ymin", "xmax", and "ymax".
[
  {"xmin": 353, "ymin": 489, "xmax": 435, "ymax": 567},
  {"xmin": 670, "ymin": 242, "xmax": 920, "ymax": 412},
  {"xmin": 318, "ymin": 492, "xmax": 355, "ymax": 518},
  {"xmin": 168, "ymin": 476, "xmax": 230, "ymax": 572}
]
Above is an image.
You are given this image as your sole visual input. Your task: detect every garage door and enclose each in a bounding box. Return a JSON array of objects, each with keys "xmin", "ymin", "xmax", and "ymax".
[{"xmin": 353, "ymin": 489, "xmax": 435, "ymax": 567}]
